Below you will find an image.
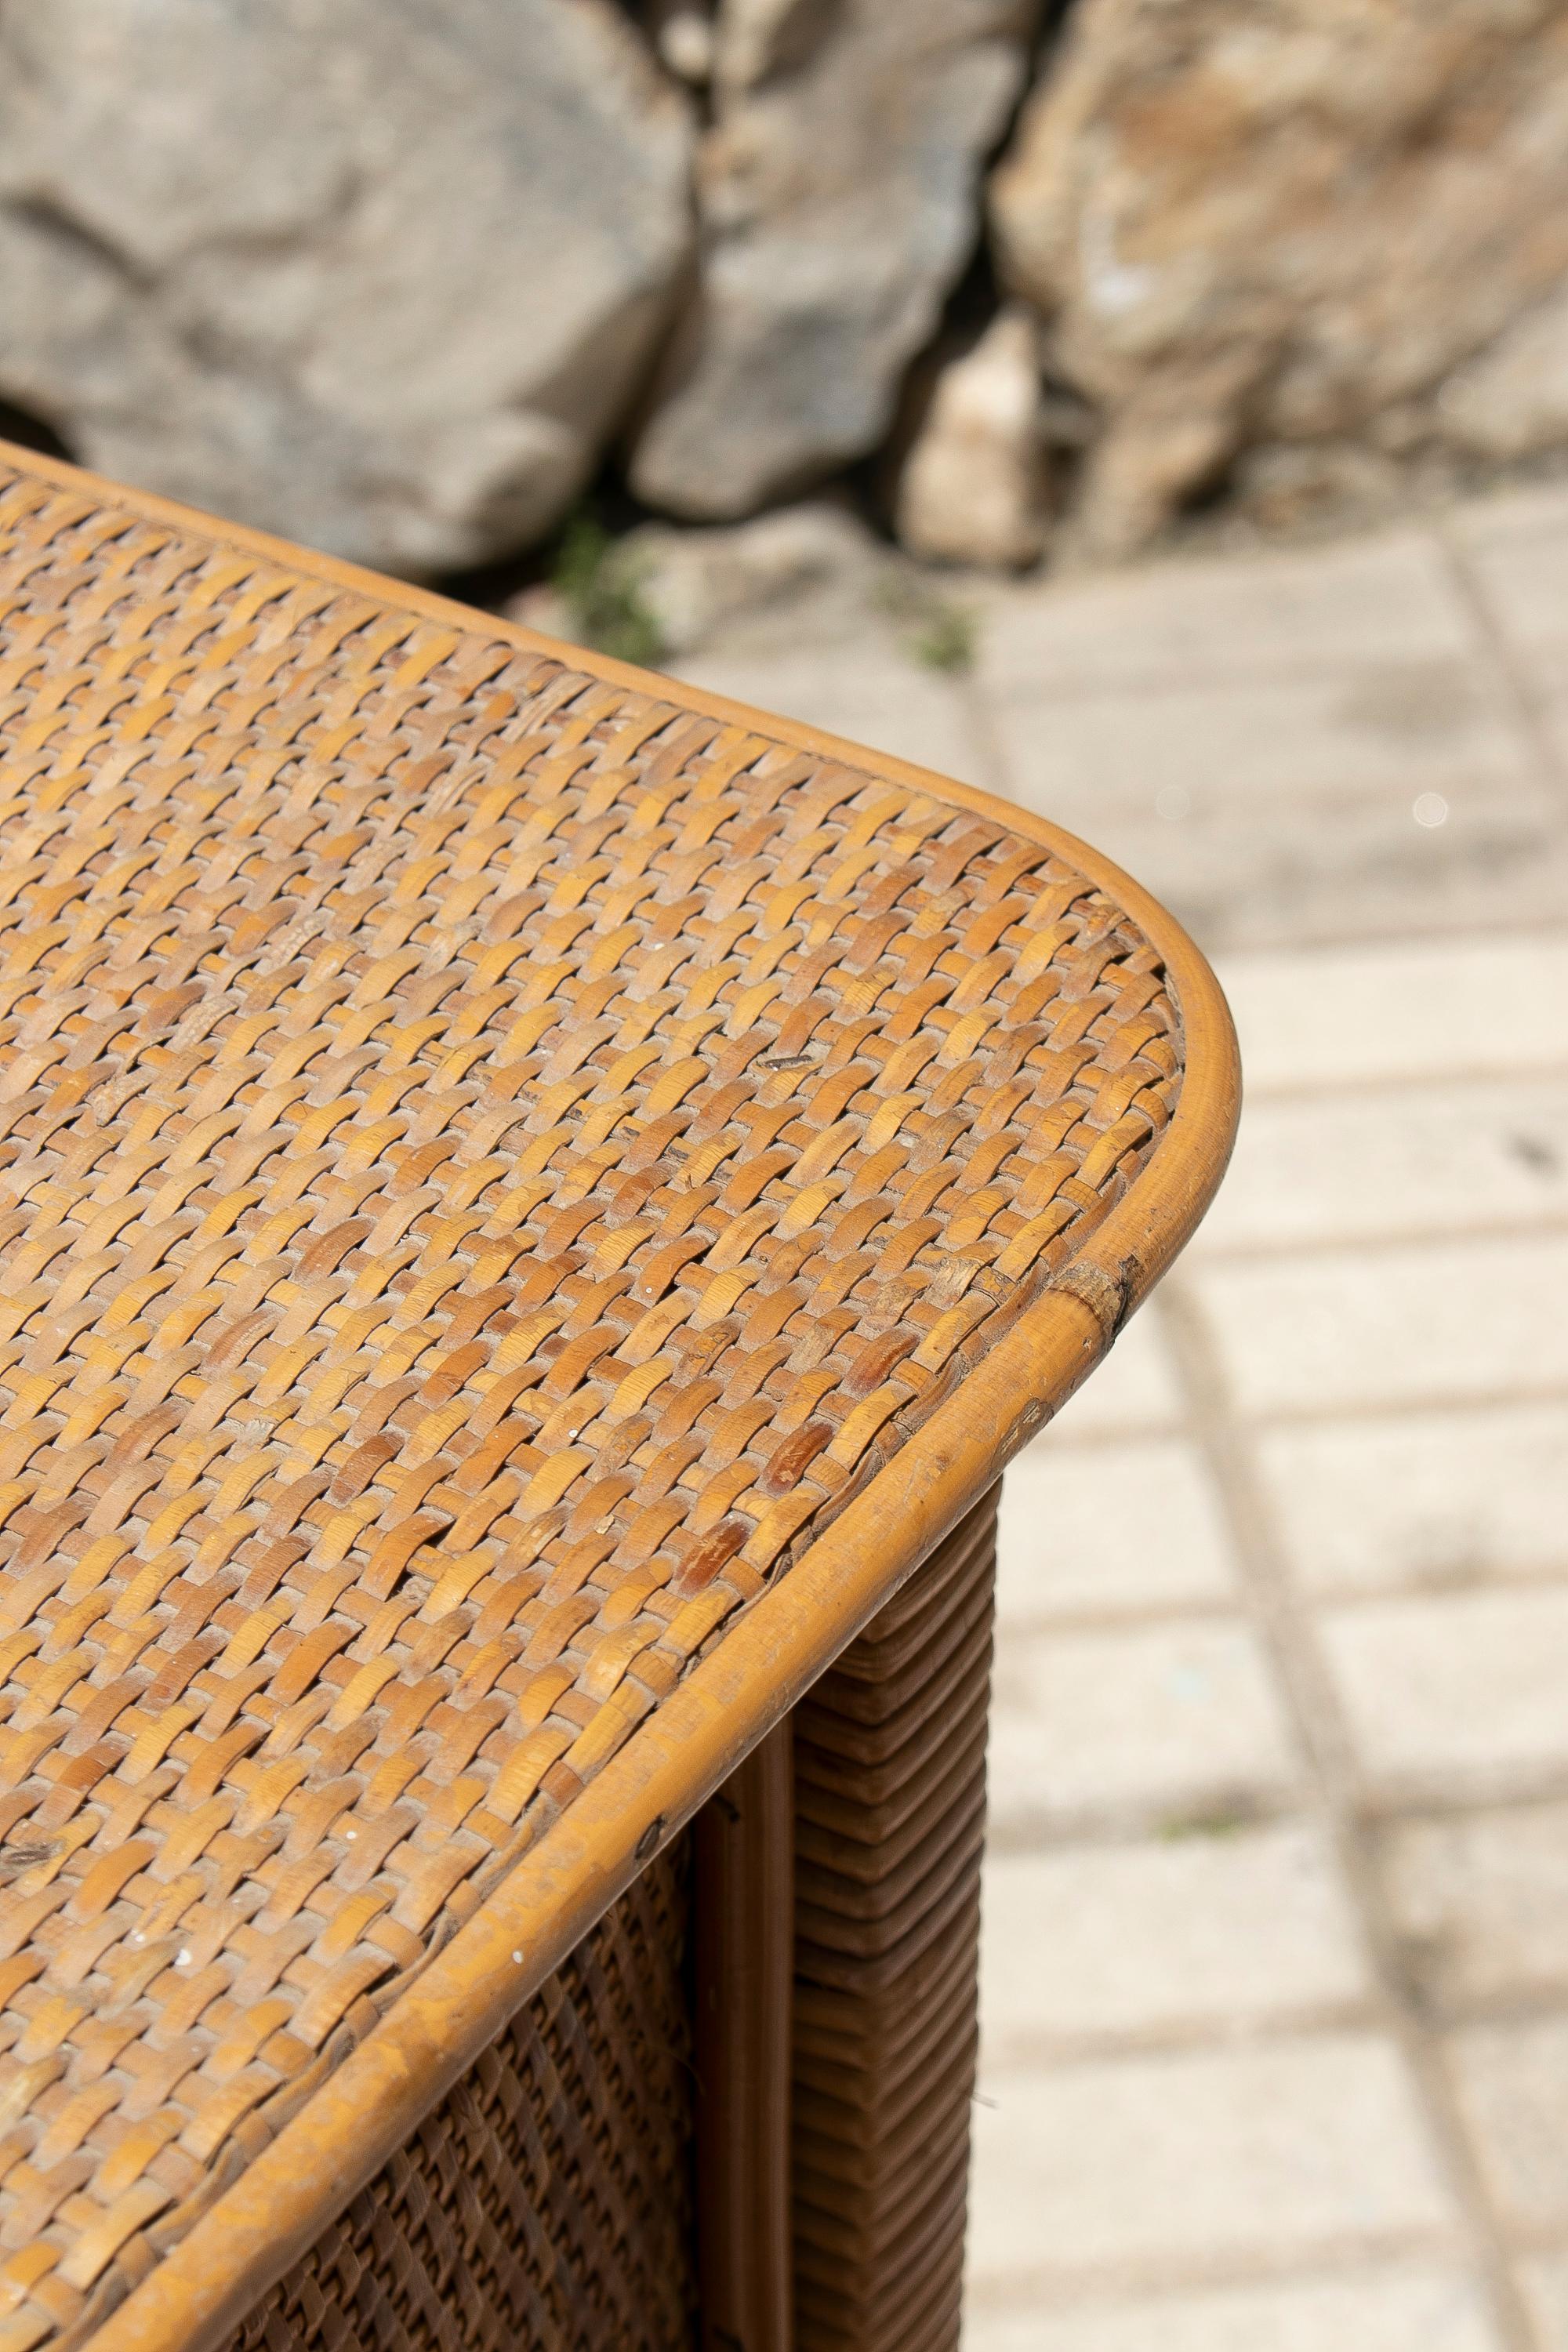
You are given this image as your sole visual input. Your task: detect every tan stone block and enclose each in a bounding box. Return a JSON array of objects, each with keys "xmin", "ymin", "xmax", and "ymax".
[
  {"xmin": 1260, "ymin": 1403, "xmax": 1568, "ymax": 1596},
  {"xmin": 967, "ymin": 2033, "xmax": 1455, "ymax": 2286},
  {"xmin": 1194, "ymin": 1237, "xmax": 1568, "ymax": 1421},
  {"xmin": 986, "ymin": 1619, "xmax": 1298, "ymax": 1834},
  {"xmin": 1321, "ymin": 1587, "xmax": 1568, "ymax": 1801},
  {"xmin": 1448, "ymin": 481, "xmax": 1568, "ymax": 672},
  {"xmin": 1447, "ymin": 2016, "xmax": 1568, "ymax": 2232},
  {"xmin": 1036, "ymin": 771, "xmax": 1567, "ymax": 954},
  {"xmin": 986, "ymin": 664, "xmax": 1552, "ymax": 953},
  {"xmin": 996, "ymin": 1436, "xmax": 1235, "ymax": 1624},
  {"xmin": 992, "ymin": 662, "xmax": 1526, "ymax": 813},
  {"xmin": 1447, "ymin": 477, "xmax": 1568, "ymax": 554},
  {"xmin": 979, "ymin": 1824, "xmax": 1369, "ymax": 2056},
  {"xmin": 1377, "ymin": 1801, "xmax": 1568, "ymax": 2013},
  {"xmin": 1056, "ymin": 783, "xmax": 1567, "ymax": 953},
  {"xmin": 1196, "ymin": 1079, "xmax": 1568, "ymax": 1256},
  {"xmin": 1214, "ymin": 936, "xmax": 1568, "ymax": 1093},
  {"xmin": 978, "ymin": 528, "xmax": 1475, "ymax": 695},
  {"xmin": 1517, "ymin": 2250, "xmax": 1568, "ymax": 2352},
  {"xmin": 963, "ymin": 2266, "xmax": 1501, "ymax": 2352}
]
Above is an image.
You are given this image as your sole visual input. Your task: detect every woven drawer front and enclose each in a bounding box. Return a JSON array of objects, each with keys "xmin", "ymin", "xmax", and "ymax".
[{"xmin": 230, "ymin": 1842, "xmax": 694, "ymax": 2352}]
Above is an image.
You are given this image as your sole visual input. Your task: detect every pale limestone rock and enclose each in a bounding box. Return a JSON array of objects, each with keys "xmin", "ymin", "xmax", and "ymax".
[
  {"xmin": 648, "ymin": 0, "xmax": 716, "ymax": 85},
  {"xmin": 630, "ymin": 0, "xmax": 1040, "ymax": 521},
  {"xmin": 895, "ymin": 306, "xmax": 1051, "ymax": 569},
  {"xmin": 1440, "ymin": 284, "xmax": 1568, "ymax": 459},
  {"xmin": 626, "ymin": 501, "xmax": 882, "ymax": 654},
  {"xmin": 712, "ymin": 0, "xmax": 829, "ymax": 92},
  {"xmin": 0, "ymin": 0, "xmax": 694, "ymax": 575},
  {"xmin": 991, "ymin": 0, "xmax": 1568, "ymax": 554}
]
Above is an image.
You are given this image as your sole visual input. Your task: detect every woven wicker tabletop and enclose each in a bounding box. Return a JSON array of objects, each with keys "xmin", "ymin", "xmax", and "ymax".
[{"xmin": 0, "ymin": 448, "xmax": 1236, "ymax": 2352}]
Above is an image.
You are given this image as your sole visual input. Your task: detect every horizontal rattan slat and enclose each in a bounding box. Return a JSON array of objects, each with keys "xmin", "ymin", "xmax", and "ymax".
[{"xmin": 0, "ymin": 445, "xmax": 1237, "ymax": 2352}]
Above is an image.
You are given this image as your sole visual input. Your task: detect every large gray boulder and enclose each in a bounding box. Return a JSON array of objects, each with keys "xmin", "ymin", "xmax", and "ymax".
[
  {"xmin": 629, "ymin": 0, "xmax": 1040, "ymax": 521},
  {"xmin": 991, "ymin": 0, "xmax": 1568, "ymax": 556},
  {"xmin": 0, "ymin": 0, "xmax": 694, "ymax": 575}
]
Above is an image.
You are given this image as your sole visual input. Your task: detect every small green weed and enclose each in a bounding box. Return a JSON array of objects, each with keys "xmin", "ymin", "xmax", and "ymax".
[
  {"xmin": 1157, "ymin": 1804, "xmax": 1254, "ymax": 1843},
  {"xmin": 875, "ymin": 572, "xmax": 979, "ymax": 676},
  {"xmin": 911, "ymin": 603, "xmax": 978, "ymax": 674},
  {"xmin": 552, "ymin": 514, "xmax": 665, "ymax": 668}
]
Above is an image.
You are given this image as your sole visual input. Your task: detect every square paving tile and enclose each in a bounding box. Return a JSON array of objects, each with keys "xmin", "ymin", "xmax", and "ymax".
[
  {"xmin": 991, "ymin": 664, "xmax": 1527, "ymax": 815},
  {"xmin": 1377, "ymin": 1800, "xmax": 1568, "ymax": 2014},
  {"xmin": 1320, "ymin": 1586, "xmax": 1568, "ymax": 1802},
  {"xmin": 1076, "ymin": 786, "xmax": 1565, "ymax": 953},
  {"xmin": 1447, "ymin": 2015, "xmax": 1568, "ymax": 2234},
  {"xmin": 1212, "ymin": 935, "xmax": 1568, "ymax": 1093},
  {"xmin": 978, "ymin": 527, "xmax": 1479, "ymax": 696},
  {"xmin": 986, "ymin": 1619, "xmax": 1299, "ymax": 1835},
  {"xmin": 1193, "ymin": 1236, "xmax": 1568, "ymax": 1421},
  {"xmin": 996, "ymin": 1436, "xmax": 1236, "ymax": 1624},
  {"xmin": 1259, "ymin": 1403, "xmax": 1568, "ymax": 1598},
  {"xmin": 1517, "ymin": 2250, "xmax": 1568, "ymax": 2352},
  {"xmin": 963, "ymin": 2264, "xmax": 1502, "ymax": 2352},
  {"xmin": 967, "ymin": 2033, "xmax": 1456, "ymax": 2287},
  {"xmin": 990, "ymin": 667, "xmax": 1566, "ymax": 949},
  {"xmin": 979, "ymin": 1824, "xmax": 1369, "ymax": 2057},
  {"xmin": 1446, "ymin": 480, "xmax": 1568, "ymax": 678},
  {"xmin": 1195, "ymin": 1078, "xmax": 1568, "ymax": 1256}
]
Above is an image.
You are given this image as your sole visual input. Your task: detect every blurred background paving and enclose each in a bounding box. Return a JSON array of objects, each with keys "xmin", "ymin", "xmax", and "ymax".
[
  {"xmin": 7, "ymin": 4, "xmax": 1568, "ymax": 2344},
  {"xmin": 676, "ymin": 485, "xmax": 1568, "ymax": 2350}
]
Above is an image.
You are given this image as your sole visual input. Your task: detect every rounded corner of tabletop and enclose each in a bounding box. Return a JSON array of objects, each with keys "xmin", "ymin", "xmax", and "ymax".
[{"xmin": 0, "ymin": 441, "xmax": 1240, "ymax": 2352}]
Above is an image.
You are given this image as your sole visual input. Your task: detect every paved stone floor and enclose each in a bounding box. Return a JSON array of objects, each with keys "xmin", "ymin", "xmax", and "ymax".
[{"xmin": 678, "ymin": 484, "xmax": 1568, "ymax": 2348}]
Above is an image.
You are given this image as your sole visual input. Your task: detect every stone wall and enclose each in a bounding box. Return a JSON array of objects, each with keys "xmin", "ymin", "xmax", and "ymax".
[{"xmin": 2, "ymin": 0, "xmax": 1566, "ymax": 579}]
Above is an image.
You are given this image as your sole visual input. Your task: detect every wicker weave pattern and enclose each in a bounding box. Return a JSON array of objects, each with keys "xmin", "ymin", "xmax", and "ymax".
[
  {"xmin": 229, "ymin": 1844, "xmax": 694, "ymax": 2352},
  {"xmin": 0, "ymin": 456, "xmax": 1181, "ymax": 2348}
]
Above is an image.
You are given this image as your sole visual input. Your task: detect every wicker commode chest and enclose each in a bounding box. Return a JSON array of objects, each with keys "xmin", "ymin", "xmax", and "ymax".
[{"xmin": 0, "ymin": 447, "xmax": 1237, "ymax": 2352}]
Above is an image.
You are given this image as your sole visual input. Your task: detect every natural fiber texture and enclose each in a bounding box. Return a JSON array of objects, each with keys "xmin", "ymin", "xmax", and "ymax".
[
  {"xmin": 228, "ymin": 1842, "xmax": 694, "ymax": 2352},
  {"xmin": 792, "ymin": 1489, "xmax": 996, "ymax": 2352},
  {"xmin": 0, "ymin": 450, "xmax": 1183, "ymax": 2351}
]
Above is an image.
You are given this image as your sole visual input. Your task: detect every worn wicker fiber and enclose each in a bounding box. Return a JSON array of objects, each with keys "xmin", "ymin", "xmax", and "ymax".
[
  {"xmin": 229, "ymin": 1843, "xmax": 694, "ymax": 2352},
  {"xmin": 223, "ymin": 1491, "xmax": 993, "ymax": 2352},
  {"xmin": 0, "ymin": 446, "xmax": 1199, "ymax": 2351}
]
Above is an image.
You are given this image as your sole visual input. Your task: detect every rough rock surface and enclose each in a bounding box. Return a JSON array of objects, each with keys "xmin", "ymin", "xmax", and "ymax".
[
  {"xmin": 1439, "ymin": 282, "xmax": 1568, "ymax": 461},
  {"xmin": 991, "ymin": 0, "xmax": 1568, "ymax": 556},
  {"xmin": 895, "ymin": 305, "xmax": 1051, "ymax": 568},
  {"xmin": 0, "ymin": 0, "xmax": 693, "ymax": 575},
  {"xmin": 506, "ymin": 499, "xmax": 882, "ymax": 659},
  {"xmin": 630, "ymin": 0, "xmax": 1039, "ymax": 521},
  {"xmin": 626, "ymin": 501, "xmax": 883, "ymax": 653}
]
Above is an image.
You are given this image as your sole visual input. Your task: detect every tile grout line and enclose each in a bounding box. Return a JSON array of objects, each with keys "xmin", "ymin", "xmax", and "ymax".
[
  {"xmin": 1196, "ymin": 1213, "xmax": 1568, "ymax": 1265},
  {"xmin": 995, "ymin": 1552, "xmax": 1568, "ymax": 1646},
  {"xmin": 966, "ymin": 2228, "xmax": 1471, "ymax": 2321},
  {"xmin": 1154, "ymin": 1272, "xmax": 1544, "ymax": 2352},
  {"xmin": 1228, "ymin": 1056, "xmax": 1568, "ymax": 1107},
  {"xmin": 1432, "ymin": 520, "xmax": 1568, "ymax": 824},
  {"xmin": 1049, "ymin": 1374, "xmax": 1568, "ymax": 1446}
]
